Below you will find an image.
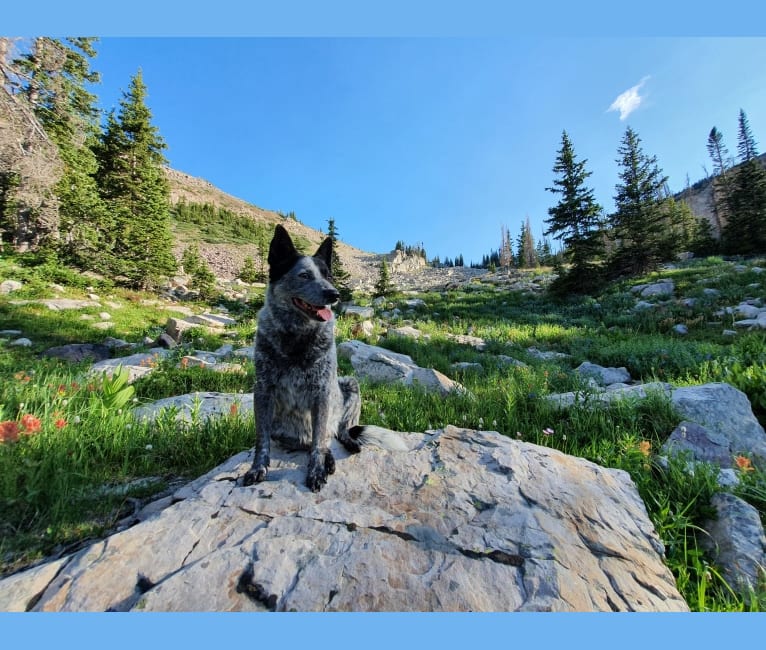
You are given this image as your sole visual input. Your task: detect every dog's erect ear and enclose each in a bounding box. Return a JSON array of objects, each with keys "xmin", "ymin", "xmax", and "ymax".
[
  {"xmin": 314, "ymin": 237, "xmax": 333, "ymax": 270},
  {"xmin": 268, "ymin": 225, "xmax": 301, "ymax": 282}
]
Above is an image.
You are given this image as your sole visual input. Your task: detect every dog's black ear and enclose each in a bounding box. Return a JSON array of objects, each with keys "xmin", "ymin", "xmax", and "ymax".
[
  {"xmin": 268, "ymin": 225, "xmax": 300, "ymax": 282},
  {"xmin": 314, "ymin": 237, "xmax": 333, "ymax": 270}
]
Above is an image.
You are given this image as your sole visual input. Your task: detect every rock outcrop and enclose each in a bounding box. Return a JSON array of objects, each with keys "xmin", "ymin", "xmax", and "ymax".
[{"xmin": 0, "ymin": 426, "xmax": 687, "ymax": 612}]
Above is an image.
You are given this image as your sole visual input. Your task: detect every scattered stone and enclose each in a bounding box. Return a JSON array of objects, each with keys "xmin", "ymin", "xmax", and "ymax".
[
  {"xmin": 446, "ymin": 333, "xmax": 487, "ymax": 351},
  {"xmin": 546, "ymin": 382, "xmax": 672, "ymax": 410},
  {"xmin": 351, "ymin": 320, "xmax": 374, "ymax": 338},
  {"xmin": 702, "ymin": 288, "xmax": 721, "ymax": 298},
  {"xmin": 701, "ymin": 493, "xmax": 766, "ymax": 593},
  {"xmin": 156, "ymin": 332, "xmax": 178, "ymax": 349},
  {"xmin": 10, "ymin": 338, "xmax": 32, "ymax": 347},
  {"xmin": 232, "ymin": 346, "xmax": 255, "ymax": 358},
  {"xmin": 388, "ymin": 325, "xmax": 423, "ymax": 339},
  {"xmin": 133, "ymin": 391, "xmax": 253, "ymax": 423},
  {"xmin": 671, "ymin": 383, "xmax": 766, "ymax": 468},
  {"xmin": 99, "ymin": 312, "xmax": 112, "ymax": 321},
  {"xmin": 342, "ymin": 305, "xmax": 375, "ymax": 320},
  {"xmin": 526, "ymin": 347, "xmax": 570, "ymax": 361},
  {"xmin": 633, "ymin": 281, "xmax": 674, "ymax": 298},
  {"xmin": 338, "ymin": 340, "xmax": 464, "ymax": 396},
  {"xmin": 660, "ymin": 421, "xmax": 734, "ymax": 468},
  {"xmin": 41, "ymin": 343, "xmax": 112, "ymax": 363},
  {"xmin": 633, "ymin": 301, "xmax": 655, "ymax": 311},
  {"xmin": 0, "ymin": 280, "xmax": 23, "ymax": 294},
  {"xmin": 722, "ymin": 330, "xmax": 737, "ymax": 337},
  {"xmin": 0, "ymin": 426, "xmax": 688, "ymax": 612},
  {"xmin": 89, "ymin": 349, "xmax": 172, "ymax": 383},
  {"xmin": 672, "ymin": 324, "xmax": 689, "ymax": 335},
  {"xmin": 450, "ymin": 362, "xmax": 483, "ymax": 373},
  {"xmin": 165, "ymin": 317, "xmax": 199, "ymax": 342},
  {"xmin": 403, "ymin": 298, "xmax": 426, "ymax": 309},
  {"xmin": 495, "ymin": 355, "xmax": 528, "ymax": 368},
  {"xmin": 91, "ymin": 322, "xmax": 115, "ymax": 331},
  {"xmin": 0, "ymin": 330, "xmax": 23, "ymax": 337},
  {"xmin": 188, "ymin": 313, "xmax": 237, "ymax": 328},
  {"xmin": 575, "ymin": 362, "xmax": 631, "ymax": 387}
]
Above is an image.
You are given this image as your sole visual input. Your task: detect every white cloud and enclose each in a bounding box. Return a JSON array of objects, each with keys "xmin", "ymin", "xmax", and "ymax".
[{"xmin": 608, "ymin": 76, "xmax": 650, "ymax": 121}]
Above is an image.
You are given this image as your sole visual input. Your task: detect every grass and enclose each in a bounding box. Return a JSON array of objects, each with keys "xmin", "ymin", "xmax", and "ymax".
[{"xmin": 1, "ymin": 251, "xmax": 766, "ymax": 610}]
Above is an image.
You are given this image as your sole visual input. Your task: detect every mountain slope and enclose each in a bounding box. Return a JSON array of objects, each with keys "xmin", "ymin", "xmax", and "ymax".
[{"xmin": 164, "ymin": 168, "xmax": 380, "ymax": 285}]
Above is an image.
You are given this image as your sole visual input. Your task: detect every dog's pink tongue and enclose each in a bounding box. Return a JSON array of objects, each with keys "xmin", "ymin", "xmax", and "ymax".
[{"xmin": 317, "ymin": 307, "xmax": 333, "ymax": 322}]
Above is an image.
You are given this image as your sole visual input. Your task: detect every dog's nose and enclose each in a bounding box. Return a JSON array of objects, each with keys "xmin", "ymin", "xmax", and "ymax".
[{"xmin": 324, "ymin": 288, "xmax": 340, "ymax": 304}]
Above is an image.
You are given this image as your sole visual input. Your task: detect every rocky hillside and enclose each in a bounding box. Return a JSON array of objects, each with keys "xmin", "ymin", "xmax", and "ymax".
[
  {"xmin": 676, "ymin": 152, "xmax": 766, "ymax": 237},
  {"xmin": 165, "ymin": 167, "xmax": 384, "ymax": 287}
]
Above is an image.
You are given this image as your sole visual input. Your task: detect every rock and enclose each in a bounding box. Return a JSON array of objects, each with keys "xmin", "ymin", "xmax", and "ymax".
[
  {"xmin": 526, "ymin": 347, "xmax": 570, "ymax": 361},
  {"xmin": 672, "ymin": 324, "xmax": 689, "ymax": 335},
  {"xmin": 91, "ymin": 322, "xmax": 114, "ymax": 331},
  {"xmin": 403, "ymin": 298, "xmax": 426, "ymax": 309},
  {"xmin": 388, "ymin": 325, "xmax": 423, "ymax": 339},
  {"xmin": 702, "ymin": 288, "xmax": 720, "ymax": 298},
  {"xmin": 10, "ymin": 338, "xmax": 32, "ymax": 347},
  {"xmin": 575, "ymin": 362, "xmax": 631, "ymax": 387},
  {"xmin": 232, "ymin": 346, "xmax": 255, "ymax": 358},
  {"xmin": 735, "ymin": 304, "xmax": 763, "ymax": 319},
  {"xmin": 680, "ymin": 298, "xmax": 698, "ymax": 309},
  {"xmin": 0, "ymin": 280, "xmax": 23, "ymax": 294},
  {"xmin": 41, "ymin": 343, "xmax": 112, "ymax": 363},
  {"xmin": 660, "ymin": 421, "xmax": 735, "ymax": 468},
  {"xmin": 446, "ymin": 334, "xmax": 487, "ymax": 351},
  {"xmin": 0, "ymin": 426, "xmax": 688, "ymax": 612},
  {"xmin": 188, "ymin": 313, "xmax": 237, "ymax": 328},
  {"xmin": 722, "ymin": 330, "xmax": 737, "ymax": 338},
  {"xmin": 351, "ymin": 320, "xmax": 374, "ymax": 338},
  {"xmin": 156, "ymin": 332, "xmax": 178, "ymax": 349},
  {"xmin": 546, "ymin": 382, "xmax": 673, "ymax": 410},
  {"xmin": 495, "ymin": 355, "xmax": 528, "ymax": 368},
  {"xmin": 0, "ymin": 329, "xmax": 23, "ymax": 337},
  {"xmin": 89, "ymin": 349, "xmax": 172, "ymax": 383},
  {"xmin": 633, "ymin": 301, "xmax": 655, "ymax": 311},
  {"xmin": 638, "ymin": 281, "xmax": 674, "ymax": 298},
  {"xmin": 98, "ymin": 312, "xmax": 112, "ymax": 321},
  {"xmin": 671, "ymin": 383, "xmax": 766, "ymax": 468},
  {"xmin": 342, "ymin": 305, "xmax": 375, "ymax": 320},
  {"xmin": 133, "ymin": 391, "xmax": 253, "ymax": 423},
  {"xmin": 165, "ymin": 317, "xmax": 199, "ymax": 342},
  {"xmin": 451, "ymin": 362, "xmax": 483, "ymax": 373},
  {"xmin": 701, "ymin": 493, "xmax": 766, "ymax": 593},
  {"xmin": 338, "ymin": 341, "xmax": 464, "ymax": 396}
]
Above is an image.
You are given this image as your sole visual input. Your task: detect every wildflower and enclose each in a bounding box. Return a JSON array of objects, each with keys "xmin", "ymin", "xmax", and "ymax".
[
  {"xmin": 54, "ymin": 418, "xmax": 67, "ymax": 429},
  {"xmin": 230, "ymin": 403, "xmax": 239, "ymax": 416},
  {"xmin": 542, "ymin": 427, "xmax": 554, "ymax": 436},
  {"xmin": 516, "ymin": 431, "xmax": 522, "ymax": 439},
  {"xmin": 562, "ymin": 434, "xmax": 567, "ymax": 442},
  {"xmin": 734, "ymin": 455, "xmax": 754, "ymax": 473},
  {"xmin": 20, "ymin": 414, "xmax": 42, "ymax": 434},
  {"xmin": 57, "ymin": 384, "xmax": 67, "ymax": 396},
  {"xmin": 0, "ymin": 421, "xmax": 20, "ymax": 443},
  {"xmin": 180, "ymin": 357, "xmax": 189, "ymax": 369},
  {"xmin": 639, "ymin": 440, "xmax": 651, "ymax": 457},
  {"xmin": 14, "ymin": 371, "xmax": 31, "ymax": 383},
  {"xmin": 492, "ymin": 420, "xmax": 497, "ymax": 427},
  {"xmin": 145, "ymin": 444, "xmax": 153, "ymax": 451},
  {"xmin": 478, "ymin": 417, "xmax": 484, "ymax": 428},
  {"xmin": 73, "ymin": 416, "xmax": 81, "ymax": 424}
]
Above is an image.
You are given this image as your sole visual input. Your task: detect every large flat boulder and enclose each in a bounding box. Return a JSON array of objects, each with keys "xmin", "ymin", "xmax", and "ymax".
[{"xmin": 0, "ymin": 426, "xmax": 687, "ymax": 612}]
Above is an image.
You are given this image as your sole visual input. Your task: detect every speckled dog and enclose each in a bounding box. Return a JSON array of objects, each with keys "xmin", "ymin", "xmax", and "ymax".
[{"xmin": 243, "ymin": 225, "xmax": 404, "ymax": 492}]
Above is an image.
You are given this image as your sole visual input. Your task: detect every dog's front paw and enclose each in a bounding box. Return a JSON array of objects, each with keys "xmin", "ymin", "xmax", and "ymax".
[
  {"xmin": 243, "ymin": 465, "xmax": 268, "ymax": 486},
  {"xmin": 305, "ymin": 451, "xmax": 335, "ymax": 492}
]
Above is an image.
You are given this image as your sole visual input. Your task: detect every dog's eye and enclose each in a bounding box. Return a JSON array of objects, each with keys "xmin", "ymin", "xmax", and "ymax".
[{"xmin": 298, "ymin": 271, "xmax": 312, "ymax": 279}]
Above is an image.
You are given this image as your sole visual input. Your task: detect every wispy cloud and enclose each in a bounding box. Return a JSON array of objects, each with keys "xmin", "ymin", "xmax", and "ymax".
[{"xmin": 608, "ymin": 76, "xmax": 650, "ymax": 121}]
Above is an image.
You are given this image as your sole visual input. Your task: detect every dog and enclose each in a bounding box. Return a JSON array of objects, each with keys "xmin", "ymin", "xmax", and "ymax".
[{"xmin": 243, "ymin": 225, "xmax": 405, "ymax": 492}]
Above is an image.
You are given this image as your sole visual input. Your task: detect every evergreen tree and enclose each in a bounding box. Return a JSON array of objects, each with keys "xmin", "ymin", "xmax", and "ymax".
[
  {"xmin": 181, "ymin": 243, "xmax": 216, "ymax": 300},
  {"xmin": 374, "ymin": 258, "xmax": 393, "ymax": 297},
  {"xmin": 545, "ymin": 130, "xmax": 605, "ymax": 292},
  {"xmin": 94, "ymin": 69, "xmax": 175, "ymax": 288},
  {"xmin": 326, "ymin": 218, "xmax": 352, "ymax": 302},
  {"xmin": 238, "ymin": 255, "xmax": 260, "ymax": 284},
  {"xmin": 5, "ymin": 38, "xmax": 113, "ymax": 265},
  {"xmin": 724, "ymin": 110, "xmax": 766, "ymax": 254},
  {"xmin": 515, "ymin": 216, "xmax": 538, "ymax": 268},
  {"xmin": 706, "ymin": 126, "xmax": 731, "ymax": 236},
  {"xmin": 608, "ymin": 127, "xmax": 669, "ymax": 277}
]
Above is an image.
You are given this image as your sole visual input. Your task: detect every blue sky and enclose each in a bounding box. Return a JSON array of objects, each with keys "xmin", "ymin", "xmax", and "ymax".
[{"xmin": 77, "ymin": 37, "xmax": 765, "ymax": 265}]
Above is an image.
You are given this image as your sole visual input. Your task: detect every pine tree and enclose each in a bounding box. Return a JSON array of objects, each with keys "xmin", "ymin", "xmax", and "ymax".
[
  {"xmin": 94, "ymin": 70, "xmax": 175, "ymax": 288},
  {"xmin": 181, "ymin": 243, "xmax": 216, "ymax": 300},
  {"xmin": 608, "ymin": 127, "xmax": 669, "ymax": 277},
  {"xmin": 545, "ymin": 130, "xmax": 605, "ymax": 292},
  {"xmin": 706, "ymin": 126, "xmax": 731, "ymax": 237},
  {"xmin": 238, "ymin": 256, "xmax": 260, "ymax": 284},
  {"xmin": 326, "ymin": 218, "xmax": 352, "ymax": 302},
  {"xmin": 724, "ymin": 110, "xmax": 766, "ymax": 254},
  {"xmin": 374, "ymin": 258, "xmax": 393, "ymax": 297}
]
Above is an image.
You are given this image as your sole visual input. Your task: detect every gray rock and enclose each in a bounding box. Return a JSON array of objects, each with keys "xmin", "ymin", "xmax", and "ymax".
[
  {"xmin": 0, "ymin": 330, "xmax": 23, "ymax": 337},
  {"xmin": 495, "ymin": 355, "xmax": 528, "ymax": 368},
  {"xmin": 10, "ymin": 337, "xmax": 32, "ymax": 347},
  {"xmin": 447, "ymin": 334, "xmax": 487, "ymax": 350},
  {"xmin": 671, "ymin": 383, "xmax": 766, "ymax": 468},
  {"xmin": 672, "ymin": 324, "xmax": 689, "ymax": 335},
  {"xmin": 388, "ymin": 325, "xmax": 423, "ymax": 339},
  {"xmin": 660, "ymin": 421, "xmax": 735, "ymax": 468},
  {"xmin": 451, "ymin": 362, "xmax": 484, "ymax": 373},
  {"xmin": 342, "ymin": 305, "xmax": 375, "ymax": 320},
  {"xmin": 0, "ymin": 427, "xmax": 688, "ymax": 612},
  {"xmin": 338, "ymin": 341, "xmax": 464, "ymax": 396},
  {"xmin": 0, "ymin": 280, "xmax": 23, "ymax": 294},
  {"xmin": 640, "ymin": 281, "xmax": 674, "ymax": 298},
  {"xmin": 546, "ymin": 382, "xmax": 673, "ymax": 410},
  {"xmin": 526, "ymin": 347, "xmax": 570, "ymax": 361},
  {"xmin": 133, "ymin": 391, "xmax": 253, "ymax": 423},
  {"xmin": 90, "ymin": 321, "xmax": 115, "ymax": 331},
  {"xmin": 633, "ymin": 301, "xmax": 656, "ymax": 311},
  {"xmin": 89, "ymin": 349, "xmax": 172, "ymax": 383},
  {"xmin": 41, "ymin": 343, "xmax": 112, "ymax": 363},
  {"xmin": 722, "ymin": 330, "xmax": 737, "ymax": 338},
  {"xmin": 403, "ymin": 298, "xmax": 426, "ymax": 309},
  {"xmin": 701, "ymin": 493, "xmax": 766, "ymax": 593},
  {"xmin": 188, "ymin": 313, "xmax": 237, "ymax": 328},
  {"xmin": 575, "ymin": 362, "xmax": 631, "ymax": 387}
]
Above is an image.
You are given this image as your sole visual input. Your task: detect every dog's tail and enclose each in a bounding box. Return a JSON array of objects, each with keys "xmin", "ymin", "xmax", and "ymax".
[{"xmin": 349, "ymin": 425, "xmax": 410, "ymax": 452}]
